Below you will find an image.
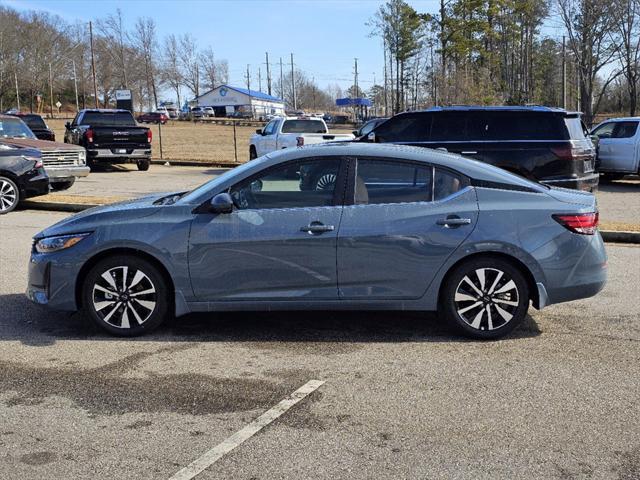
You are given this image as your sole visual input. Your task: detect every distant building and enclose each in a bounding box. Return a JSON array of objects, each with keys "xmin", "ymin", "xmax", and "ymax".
[{"xmin": 194, "ymin": 85, "xmax": 285, "ymax": 119}]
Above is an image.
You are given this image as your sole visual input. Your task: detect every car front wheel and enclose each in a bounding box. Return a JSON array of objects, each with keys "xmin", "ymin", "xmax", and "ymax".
[
  {"xmin": 439, "ymin": 257, "xmax": 529, "ymax": 339},
  {"xmin": 0, "ymin": 176, "xmax": 19, "ymax": 214},
  {"xmin": 82, "ymin": 255, "xmax": 170, "ymax": 336}
]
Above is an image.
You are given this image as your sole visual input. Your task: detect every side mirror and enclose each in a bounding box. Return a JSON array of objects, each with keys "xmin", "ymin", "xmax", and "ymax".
[
  {"xmin": 209, "ymin": 192, "xmax": 234, "ymax": 214},
  {"xmin": 65, "ymin": 122, "xmax": 71, "ymax": 129},
  {"xmin": 589, "ymin": 134, "xmax": 599, "ymax": 144},
  {"xmin": 353, "ymin": 130, "xmax": 359, "ymax": 136},
  {"xmin": 256, "ymin": 128, "xmax": 263, "ymax": 135},
  {"xmin": 366, "ymin": 131, "xmax": 376, "ymax": 142}
]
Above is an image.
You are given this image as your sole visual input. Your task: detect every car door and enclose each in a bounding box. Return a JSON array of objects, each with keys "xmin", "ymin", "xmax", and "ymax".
[
  {"xmin": 256, "ymin": 119, "xmax": 278, "ymax": 156},
  {"xmin": 591, "ymin": 121, "xmax": 618, "ymax": 172},
  {"xmin": 599, "ymin": 121, "xmax": 639, "ymax": 173},
  {"xmin": 188, "ymin": 156, "xmax": 346, "ymax": 301},
  {"xmin": 337, "ymin": 158, "xmax": 478, "ymax": 299}
]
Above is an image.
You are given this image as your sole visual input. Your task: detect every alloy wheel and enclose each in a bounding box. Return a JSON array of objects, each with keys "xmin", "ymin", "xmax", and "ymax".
[
  {"xmin": 91, "ymin": 266, "xmax": 157, "ymax": 329},
  {"xmin": 0, "ymin": 179, "xmax": 18, "ymax": 213},
  {"xmin": 454, "ymin": 267, "xmax": 519, "ymax": 331}
]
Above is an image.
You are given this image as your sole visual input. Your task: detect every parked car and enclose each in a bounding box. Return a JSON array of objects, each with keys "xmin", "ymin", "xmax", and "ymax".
[
  {"xmin": 27, "ymin": 143, "xmax": 606, "ymax": 339},
  {"xmin": 353, "ymin": 117, "xmax": 389, "ymax": 138},
  {"xmin": 190, "ymin": 107, "xmax": 205, "ymax": 119},
  {"xmin": 10, "ymin": 113, "xmax": 55, "ymax": 141},
  {"xmin": 202, "ymin": 107, "xmax": 215, "ymax": 117},
  {"xmin": 0, "ymin": 114, "xmax": 88, "ymax": 190},
  {"xmin": 365, "ymin": 106, "xmax": 598, "ymax": 192},
  {"xmin": 137, "ymin": 112, "xmax": 168, "ymax": 124},
  {"xmin": 0, "ymin": 144, "xmax": 48, "ymax": 214},
  {"xmin": 230, "ymin": 110, "xmax": 253, "ymax": 119},
  {"xmin": 249, "ymin": 116, "xmax": 354, "ymax": 159},
  {"xmin": 64, "ymin": 109, "xmax": 152, "ymax": 171},
  {"xmin": 590, "ymin": 117, "xmax": 640, "ymax": 181}
]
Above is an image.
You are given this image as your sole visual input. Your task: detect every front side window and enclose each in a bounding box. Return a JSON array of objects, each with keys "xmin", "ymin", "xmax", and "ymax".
[
  {"xmin": 0, "ymin": 118, "xmax": 36, "ymax": 139},
  {"xmin": 263, "ymin": 120, "xmax": 277, "ymax": 135},
  {"xmin": 230, "ymin": 157, "xmax": 341, "ymax": 210},
  {"xmin": 354, "ymin": 159, "xmax": 433, "ymax": 205},
  {"xmin": 612, "ymin": 121, "xmax": 639, "ymax": 139},
  {"xmin": 591, "ymin": 122, "xmax": 615, "ymax": 139},
  {"xmin": 430, "ymin": 112, "xmax": 467, "ymax": 141},
  {"xmin": 373, "ymin": 113, "xmax": 430, "ymax": 142}
]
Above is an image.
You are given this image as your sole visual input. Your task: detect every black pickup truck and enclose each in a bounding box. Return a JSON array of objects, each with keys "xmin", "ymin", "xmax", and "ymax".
[{"xmin": 64, "ymin": 109, "xmax": 152, "ymax": 170}]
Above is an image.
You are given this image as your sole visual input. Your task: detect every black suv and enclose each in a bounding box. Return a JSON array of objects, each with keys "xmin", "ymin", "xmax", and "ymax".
[{"xmin": 364, "ymin": 106, "xmax": 598, "ymax": 191}]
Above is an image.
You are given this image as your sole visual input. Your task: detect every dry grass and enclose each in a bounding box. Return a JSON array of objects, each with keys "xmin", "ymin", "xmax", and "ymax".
[{"xmin": 47, "ymin": 119, "xmax": 354, "ymax": 164}]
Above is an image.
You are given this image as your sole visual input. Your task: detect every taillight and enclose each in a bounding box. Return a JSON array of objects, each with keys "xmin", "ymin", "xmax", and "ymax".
[
  {"xmin": 85, "ymin": 128, "xmax": 94, "ymax": 143},
  {"xmin": 296, "ymin": 136, "xmax": 304, "ymax": 147},
  {"xmin": 550, "ymin": 146, "xmax": 573, "ymax": 160},
  {"xmin": 553, "ymin": 212, "xmax": 599, "ymax": 235},
  {"xmin": 147, "ymin": 129, "xmax": 152, "ymax": 143}
]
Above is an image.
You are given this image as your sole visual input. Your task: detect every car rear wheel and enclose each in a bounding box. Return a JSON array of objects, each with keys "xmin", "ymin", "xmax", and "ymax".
[
  {"xmin": 439, "ymin": 257, "xmax": 529, "ymax": 339},
  {"xmin": 50, "ymin": 179, "xmax": 76, "ymax": 191},
  {"xmin": 136, "ymin": 159, "xmax": 150, "ymax": 171},
  {"xmin": 82, "ymin": 255, "xmax": 170, "ymax": 336},
  {"xmin": 0, "ymin": 176, "xmax": 19, "ymax": 214}
]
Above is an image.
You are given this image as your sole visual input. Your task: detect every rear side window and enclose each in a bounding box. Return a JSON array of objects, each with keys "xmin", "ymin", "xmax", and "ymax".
[
  {"xmin": 355, "ymin": 159, "xmax": 432, "ymax": 205},
  {"xmin": 373, "ymin": 113, "xmax": 430, "ymax": 142},
  {"xmin": 430, "ymin": 112, "xmax": 466, "ymax": 141},
  {"xmin": 434, "ymin": 169, "xmax": 464, "ymax": 200},
  {"xmin": 281, "ymin": 120, "xmax": 327, "ymax": 134},
  {"xmin": 466, "ymin": 112, "xmax": 568, "ymax": 140},
  {"xmin": 564, "ymin": 117, "xmax": 588, "ymax": 140},
  {"xmin": 612, "ymin": 121, "xmax": 639, "ymax": 138}
]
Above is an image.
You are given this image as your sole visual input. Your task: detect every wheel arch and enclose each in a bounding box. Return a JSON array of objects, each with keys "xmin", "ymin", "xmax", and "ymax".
[
  {"xmin": 75, "ymin": 247, "xmax": 176, "ymax": 311},
  {"xmin": 437, "ymin": 251, "xmax": 540, "ymax": 309}
]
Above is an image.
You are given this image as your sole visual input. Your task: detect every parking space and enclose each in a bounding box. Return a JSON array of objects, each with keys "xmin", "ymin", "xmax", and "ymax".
[{"xmin": 0, "ymin": 210, "xmax": 638, "ymax": 479}]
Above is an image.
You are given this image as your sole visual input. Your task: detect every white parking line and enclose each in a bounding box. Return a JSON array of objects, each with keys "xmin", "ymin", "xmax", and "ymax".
[{"xmin": 168, "ymin": 379, "xmax": 325, "ymax": 480}]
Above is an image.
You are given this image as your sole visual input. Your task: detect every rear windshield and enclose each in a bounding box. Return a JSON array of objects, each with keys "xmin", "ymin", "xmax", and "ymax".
[
  {"xmin": 21, "ymin": 115, "xmax": 47, "ymax": 129},
  {"xmin": 81, "ymin": 111, "xmax": 136, "ymax": 127},
  {"xmin": 282, "ymin": 120, "xmax": 327, "ymax": 134}
]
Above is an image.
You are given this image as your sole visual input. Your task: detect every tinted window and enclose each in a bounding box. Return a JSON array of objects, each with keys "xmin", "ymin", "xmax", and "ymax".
[
  {"xmin": 230, "ymin": 158, "xmax": 340, "ymax": 210},
  {"xmin": 355, "ymin": 159, "xmax": 433, "ymax": 205},
  {"xmin": 434, "ymin": 169, "xmax": 464, "ymax": 200},
  {"xmin": 564, "ymin": 117, "xmax": 588, "ymax": 140},
  {"xmin": 612, "ymin": 121, "xmax": 639, "ymax": 138},
  {"xmin": 466, "ymin": 112, "xmax": 567, "ymax": 140},
  {"xmin": 281, "ymin": 120, "xmax": 327, "ymax": 134},
  {"xmin": 372, "ymin": 113, "xmax": 430, "ymax": 142},
  {"xmin": 20, "ymin": 115, "xmax": 47, "ymax": 129},
  {"xmin": 80, "ymin": 111, "xmax": 136, "ymax": 126},
  {"xmin": 430, "ymin": 112, "xmax": 467, "ymax": 141},
  {"xmin": 0, "ymin": 118, "xmax": 36, "ymax": 139}
]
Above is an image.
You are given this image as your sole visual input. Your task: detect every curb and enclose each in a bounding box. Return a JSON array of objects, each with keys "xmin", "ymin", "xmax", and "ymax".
[
  {"xmin": 17, "ymin": 200, "xmax": 640, "ymax": 245},
  {"xmin": 150, "ymin": 160, "xmax": 239, "ymax": 168}
]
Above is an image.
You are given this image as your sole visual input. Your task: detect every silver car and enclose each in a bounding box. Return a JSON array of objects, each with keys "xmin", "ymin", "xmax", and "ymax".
[{"xmin": 27, "ymin": 143, "xmax": 607, "ymax": 339}]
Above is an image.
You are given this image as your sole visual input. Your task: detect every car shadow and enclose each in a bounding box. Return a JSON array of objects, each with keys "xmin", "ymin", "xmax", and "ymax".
[
  {"xmin": 88, "ymin": 164, "xmax": 133, "ymax": 173},
  {"xmin": 598, "ymin": 176, "xmax": 640, "ymax": 192},
  {"xmin": 0, "ymin": 294, "xmax": 541, "ymax": 346}
]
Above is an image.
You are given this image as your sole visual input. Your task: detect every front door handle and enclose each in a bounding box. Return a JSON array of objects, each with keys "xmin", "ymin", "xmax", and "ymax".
[
  {"xmin": 300, "ymin": 222, "xmax": 335, "ymax": 234},
  {"xmin": 461, "ymin": 151, "xmax": 477, "ymax": 155},
  {"xmin": 437, "ymin": 216, "xmax": 472, "ymax": 227}
]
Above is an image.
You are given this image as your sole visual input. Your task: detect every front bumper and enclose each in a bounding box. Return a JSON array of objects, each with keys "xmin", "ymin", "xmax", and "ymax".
[
  {"xmin": 21, "ymin": 170, "xmax": 50, "ymax": 199},
  {"xmin": 46, "ymin": 166, "xmax": 90, "ymax": 181},
  {"xmin": 540, "ymin": 172, "xmax": 599, "ymax": 192}
]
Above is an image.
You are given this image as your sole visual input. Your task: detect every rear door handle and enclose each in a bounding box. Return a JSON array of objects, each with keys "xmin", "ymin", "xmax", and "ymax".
[
  {"xmin": 300, "ymin": 222, "xmax": 335, "ymax": 234},
  {"xmin": 437, "ymin": 216, "xmax": 472, "ymax": 227},
  {"xmin": 461, "ymin": 151, "xmax": 477, "ymax": 155}
]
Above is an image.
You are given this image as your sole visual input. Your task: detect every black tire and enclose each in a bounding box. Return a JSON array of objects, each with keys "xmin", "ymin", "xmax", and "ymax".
[
  {"xmin": 0, "ymin": 176, "xmax": 20, "ymax": 214},
  {"xmin": 136, "ymin": 159, "xmax": 150, "ymax": 171},
  {"xmin": 50, "ymin": 179, "xmax": 76, "ymax": 191},
  {"xmin": 81, "ymin": 255, "xmax": 170, "ymax": 336},
  {"xmin": 599, "ymin": 173, "xmax": 625, "ymax": 183},
  {"xmin": 249, "ymin": 146, "xmax": 257, "ymax": 160},
  {"xmin": 438, "ymin": 256, "xmax": 530, "ymax": 340}
]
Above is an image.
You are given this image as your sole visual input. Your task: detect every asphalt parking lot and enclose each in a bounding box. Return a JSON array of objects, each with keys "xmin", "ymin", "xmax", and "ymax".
[{"xmin": 0, "ymin": 210, "xmax": 639, "ymax": 479}]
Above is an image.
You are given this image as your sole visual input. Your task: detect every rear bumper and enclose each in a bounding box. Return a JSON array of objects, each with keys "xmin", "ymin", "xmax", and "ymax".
[
  {"xmin": 88, "ymin": 148, "xmax": 151, "ymax": 161},
  {"xmin": 540, "ymin": 172, "xmax": 599, "ymax": 192}
]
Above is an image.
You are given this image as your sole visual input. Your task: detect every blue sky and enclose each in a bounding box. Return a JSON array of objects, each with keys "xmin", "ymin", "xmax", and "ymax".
[{"xmin": 6, "ymin": 0, "xmax": 568, "ymax": 99}]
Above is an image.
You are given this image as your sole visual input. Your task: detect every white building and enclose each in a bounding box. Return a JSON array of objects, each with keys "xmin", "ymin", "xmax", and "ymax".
[{"xmin": 194, "ymin": 85, "xmax": 285, "ymax": 119}]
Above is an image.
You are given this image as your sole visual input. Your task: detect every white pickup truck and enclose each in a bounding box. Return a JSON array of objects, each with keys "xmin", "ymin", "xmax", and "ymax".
[
  {"xmin": 249, "ymin": 117, "xmax": 354, "ymax": 159},
  {"xmin": 591, "ymin": 117, "xmax": 640, "ymax": 180}
]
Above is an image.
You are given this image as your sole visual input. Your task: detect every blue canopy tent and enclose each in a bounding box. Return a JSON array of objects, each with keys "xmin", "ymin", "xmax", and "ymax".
[{"xmin": 335, "ymin": 98, "xmax": 373, "ymax": 107}]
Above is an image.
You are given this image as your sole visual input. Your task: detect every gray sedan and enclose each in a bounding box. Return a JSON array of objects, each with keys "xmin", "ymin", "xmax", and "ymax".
[{"xmin": 27, "ymin": 143, "xmax": 607, "ymax": 339}]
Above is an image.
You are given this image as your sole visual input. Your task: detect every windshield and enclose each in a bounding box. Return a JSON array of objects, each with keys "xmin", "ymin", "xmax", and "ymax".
[
  {"xmin": 282, "ymin": 119, "xmax": 327, "ymax": 134},
  {"xmin": 0, "ymin": 118, "xmax": 37, "ymax": 139},
  {"xmin": 81, "ymin": 111, "xmax": 136, "ymax": 127}
]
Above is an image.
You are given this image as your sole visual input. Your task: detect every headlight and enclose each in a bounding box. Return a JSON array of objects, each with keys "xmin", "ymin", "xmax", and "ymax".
[
  {"xmin": 34, "ymin": 233, "xmax": 91, "ymax": 254},
  {"xmin": 78, "ymin": 150, "xmax": 87, "ymax": 165}
]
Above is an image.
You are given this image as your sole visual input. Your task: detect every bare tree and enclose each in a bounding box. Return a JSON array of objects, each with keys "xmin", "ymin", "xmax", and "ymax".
[
  {"xmin": 612, "ymin": 0, "xmax": 640, "ymax": 115},
  {"xmin": 96, "ymin": 8, "xmax": 129, "ymax": 88},
  {"xmin": 558, "ymin": 0, "xmax": 620, "ymax": 124},
  {"xmin": 133, "ymin": 17, "xmax": 158, "ymax": 110},
  {"xmin": 199, "ymin": 46, "xmax": 229, "ymax": 91},
  {"xmin": 179, "ymin": 34, "xmax": 199, "ymax": 97},
  {"xmin": 160, "ymin": 34, "xmax": 183, "ymax": 107}
]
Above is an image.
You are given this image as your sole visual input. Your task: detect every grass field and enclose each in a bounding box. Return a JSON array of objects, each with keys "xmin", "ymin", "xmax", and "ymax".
[{"xmin": 47, "ymin": 119, "xmax": 354, "ymax": 164}]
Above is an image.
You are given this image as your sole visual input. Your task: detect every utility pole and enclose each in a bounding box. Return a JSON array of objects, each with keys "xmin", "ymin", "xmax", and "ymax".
[
  {"xmin": 289, "ymin": 53, "xmax": 296, "ymax": 110},
  {"xmin": 312, "ymin": 76, "xmax": 316, "ymax": 111},
  {"xmin": 258, "ymin": 67, "xmax": 262, "ymax": 92},
  {"xmin": 14, "ymin": 70, "xmax": 20, "ymax": 111},
  {"xmin": 48, "ymin": 62, "xmax": 54, "ymax": 117},
  {"xmin": 245, "ymin": 64, "xmax": 251, "ymax": 91},
  {"xmin": 89, "ymin": 21, "xmax": 99, "ymax": 108},
  {"xmin": 383, "ymin": 38, "xmax": 388, "ymax": 116},
  {"xmin": 279, "ymin": 57, "xmax": 284, "ymax": 100},
  {"xmin": 353, "ymin": 58, "xmax": 359, "ymax": 97},
  {"xmin": 72, "ymin": 60, "xmax": 79, "ymax": 111},
  {"xmin": 561, "ymin": 35, "xmax": 566, "ymax": 110},
  {"xmin": 265, "ymin": 52, "xmax": 272, "ymax": 96}
]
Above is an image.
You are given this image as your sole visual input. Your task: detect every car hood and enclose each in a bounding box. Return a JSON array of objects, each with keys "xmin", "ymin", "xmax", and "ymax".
[
  {"xmin": 2, "ymin": 137, "xmax": 83, "ymax": 151},
  {"xmin": 34, "ymin": 192, "xmax": 176, "ymax": 239}
]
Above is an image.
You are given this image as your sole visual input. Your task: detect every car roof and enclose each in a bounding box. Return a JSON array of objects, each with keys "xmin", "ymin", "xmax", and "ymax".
[
  {"xmin": 80, "ymin": 109, "xmax": 132, "ymax": 113},
  {"xmin": 600, "ymin": 117, "xmax": 640, "ymax": 122},
  {"xmin": 423, "ymin": 105, "xmax": 569, "ymax": 113}
]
